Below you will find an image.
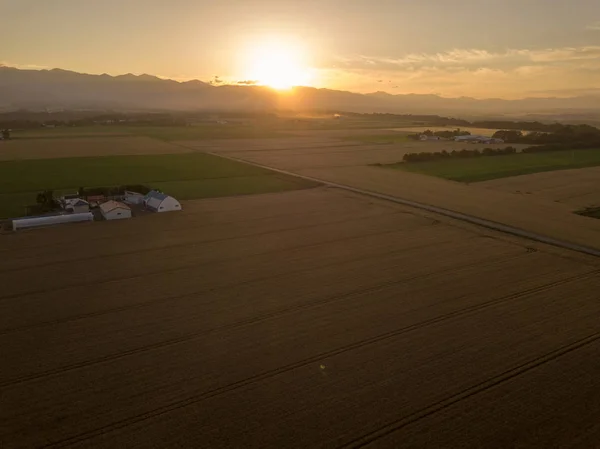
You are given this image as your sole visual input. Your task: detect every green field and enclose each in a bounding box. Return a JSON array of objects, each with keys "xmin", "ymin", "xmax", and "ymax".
[
  {"xmin": 12, "ymin": 125, "xmax": 290, "ymax": 141},
  {"xmin": 0, "ymin": 153, "xmax": 318, "ymax": 218},
  {"xmin": 385, "ymin": 149, "xmax": 600, "ymax": 182},
  {"xmin": 342, "ymin": 133, "xmax": 411, "ymax": 144}
]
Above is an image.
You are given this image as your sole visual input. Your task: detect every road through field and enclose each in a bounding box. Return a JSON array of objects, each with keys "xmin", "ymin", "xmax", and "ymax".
[
  {"xmin": 206, "ymin": 152, "xmax": 600, "ymax": 257},
  {"xmin": 2, "ymin": 187, "xmax": 600, "ymax": 448}
]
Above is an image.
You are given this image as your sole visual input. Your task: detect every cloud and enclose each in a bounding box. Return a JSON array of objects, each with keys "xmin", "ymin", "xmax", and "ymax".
[
  {"xmin": 236, "ymin": 80, "xmax": 259, "ymax": 85},
  {"xmin": 323, "ymin": 44, "xmax": 600, "ymax": 98},
  {"xmin": 586, "ymin": 21, "xmax": 600, "ymax": 30},
  {"xmin": 334, "ymin": 46, "xmax": 600, "ymax": 72},
  {"xmin": 0, "ymin": 61, "xmax": 50, "ymax": 70}
]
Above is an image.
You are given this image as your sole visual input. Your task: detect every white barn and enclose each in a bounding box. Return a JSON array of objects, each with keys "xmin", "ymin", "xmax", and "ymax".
[
  {"xmin": 144, "ymin": 191, "xmax": 182, "ymax": 213},
  {"xmin": 100, "ymin": 201, "xmax": 132, "ymax": 220},
  {"xmin": 123, "ymin": 191, "xmax": 145, "ymax": 205}
]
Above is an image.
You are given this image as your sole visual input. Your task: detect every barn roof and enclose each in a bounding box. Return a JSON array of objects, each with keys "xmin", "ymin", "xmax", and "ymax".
[
  {"xmin": 100, "ymin": 200, "xmax": 130, "ymax": 213},
  {"xmin": 145, "ymin": 190, "xmax": 168, "ymax": 201}
]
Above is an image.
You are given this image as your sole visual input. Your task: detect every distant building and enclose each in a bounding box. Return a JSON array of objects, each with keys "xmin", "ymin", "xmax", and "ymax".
[
  {"xmin": 144, "ymin": 191, "xmax": 182, "ymax": 213},
  {"xmin": 454, "ymin": 135, "xmax": 504, "ymax": 144},
  {"xmin": 100, "ymin": 201, "xmax": 132, "ymax": 220},
  {"xmin": 419, "ymin": 135, "xmax": 441, "ymax": 141}
]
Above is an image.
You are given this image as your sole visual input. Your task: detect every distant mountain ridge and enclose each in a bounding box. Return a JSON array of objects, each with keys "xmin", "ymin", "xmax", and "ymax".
[{"xmin": 2, "ymin": 66, "xmax": 600, "ymax": 116}]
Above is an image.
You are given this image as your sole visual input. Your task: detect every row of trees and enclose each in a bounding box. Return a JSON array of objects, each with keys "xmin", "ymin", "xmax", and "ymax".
[
  {"xmin": 407, "ymin": 129, "xmax": 472, "ymax": 140},
  {"xmin": 493, "ymin": 124, "xmax": 600, "ymax": 144},
  {"xmin": 403, "ymin": 147, "xmax": 518, "ymax": 163}
]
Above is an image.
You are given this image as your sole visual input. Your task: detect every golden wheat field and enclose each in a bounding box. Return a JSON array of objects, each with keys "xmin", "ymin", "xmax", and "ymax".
[
  {"xmin": 479, "ymin": 166, "xmax": 600, "ymax": 209},
  {"xmin": 2, "ymin": 187, "xmax": 600, "ymax": 447},
  {"xmin": 200, "ymin": 135, "xmax": 600, "ymax": 250}
]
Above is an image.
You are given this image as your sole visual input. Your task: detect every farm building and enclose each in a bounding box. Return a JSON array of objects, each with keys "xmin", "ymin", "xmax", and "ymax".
[
  {"xmin": 100, "ymin": 201, "xmax": 132, "ymax": 220},
  {"xmin": 144, "ymin": 191, "xmax": 182, "ymax": 212},
  {"xmin": 86, "ymin": 194, "xmax": 107, "ymax": 206},
  {"xmin": 12, "ymin": 212, "xmax": 94, "ymax": 231},
  {"xmin": 63, "ymin": 198, "xmax": 90, "ymax": 214},
  {"xmin": 123, "ymin": 191, "xmax": 145, "ymax": 205}
]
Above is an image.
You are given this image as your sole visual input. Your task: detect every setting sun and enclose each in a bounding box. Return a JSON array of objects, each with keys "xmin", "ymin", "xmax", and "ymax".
[{"xmin": 244, "ymin": 39, "xmax": 313, "ymax": 90}]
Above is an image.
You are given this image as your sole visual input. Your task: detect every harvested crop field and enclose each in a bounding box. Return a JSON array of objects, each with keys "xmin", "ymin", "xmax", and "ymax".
[
  {"xmin": 204, "ymin": 139, "xmax": 600, "ymax": 250},
  {"xmin": 193, "ymin": 139, "xmax": 530, "ymax": 171},
  {"xmin": 2, "ymin": 187, "xmax": 600, "ymax": 447},
  {"xmin": 0, "ymin": 136, "xmax": 190, "ymax": 160},
  {"xmin": 479, "ymin": 166, "xmax": 600, "ymax": 210}
]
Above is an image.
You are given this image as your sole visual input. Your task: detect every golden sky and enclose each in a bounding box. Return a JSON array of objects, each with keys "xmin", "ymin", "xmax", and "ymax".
[{"xmin": 3, "ymin": 0, "xmax": 600, "ymax": 99}]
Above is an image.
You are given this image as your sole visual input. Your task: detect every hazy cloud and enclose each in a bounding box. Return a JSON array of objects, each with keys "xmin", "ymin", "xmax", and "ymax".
[
  {"xmin": 586, "ymin": 21, "xmax": 600, "ymax": 30},
  {"xmin": 236, "ymin": 80, "xmax": 259, "ymax": 85},
  {"xmin": 0, "ymin": 61, "xmax": 50, "ymax": 70},
  {"xmin": 319, "ymin": 43, "xmax": 600, "ymax": 99}
]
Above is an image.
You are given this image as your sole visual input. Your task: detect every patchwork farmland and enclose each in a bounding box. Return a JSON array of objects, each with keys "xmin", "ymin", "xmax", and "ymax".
[
  {"xmin": 2, "ymin": 122, "xmax": 600, "ymax": 447},
  {"xmin": 2, "ymin": 187, "xmax": 600, "ymax": 447}
]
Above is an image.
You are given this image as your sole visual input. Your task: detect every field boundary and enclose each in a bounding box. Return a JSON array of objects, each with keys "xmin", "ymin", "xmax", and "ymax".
[{"xmin": 206, "ymin": 152, "xmax": 600, "ymax": 258}]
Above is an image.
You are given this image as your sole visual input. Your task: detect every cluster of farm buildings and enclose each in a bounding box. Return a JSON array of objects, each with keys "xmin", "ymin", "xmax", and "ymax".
[{"xmin": 11, "ymin": 190, "xmax": 181, "ymax": 231}]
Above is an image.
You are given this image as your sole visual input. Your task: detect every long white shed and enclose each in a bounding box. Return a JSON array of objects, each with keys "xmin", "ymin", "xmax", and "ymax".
[{"xmin": 12, "ymin": 213, "xmax": 94, "ymax": 231}]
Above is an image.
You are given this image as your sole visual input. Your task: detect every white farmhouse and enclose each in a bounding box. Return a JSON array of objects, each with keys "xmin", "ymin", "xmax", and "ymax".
[
  {"xmin": 144, "ymin": 191, "xmax": 182, "ymax": 212},
  {"xmin": 100, "ymin": 201, "xmax": 132, "ymax": 220}
]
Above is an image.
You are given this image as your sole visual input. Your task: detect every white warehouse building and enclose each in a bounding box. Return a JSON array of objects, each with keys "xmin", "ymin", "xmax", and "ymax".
[
  {"xmin": 100, "ymin": 201, "xmax": 132, "ymax": 220},
  {"xmin": 12, "ymin": 213, "xmax": 94, "ymax": 231},
  {"xmin": 144, "ymin": 191, "xmax": 182, "ymax": 212}
]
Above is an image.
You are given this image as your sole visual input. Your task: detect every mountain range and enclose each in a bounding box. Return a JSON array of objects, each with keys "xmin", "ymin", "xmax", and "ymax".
[{"xmin": 2, "ymin": 66, "xmax": 600, "ymax": 118}]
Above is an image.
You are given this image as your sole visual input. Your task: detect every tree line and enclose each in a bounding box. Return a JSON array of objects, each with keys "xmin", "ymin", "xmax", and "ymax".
[
  {"xmin": 407, "ymin": 129, "xmax": 471, "ymax": 140},
  {"xmin": 403, "ymin": 147, "xmax": 518, "ymax": 162}
]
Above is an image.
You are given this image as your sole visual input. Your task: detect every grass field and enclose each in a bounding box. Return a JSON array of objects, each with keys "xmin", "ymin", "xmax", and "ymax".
[
  {"xmin": 385, "ymin": 148, "xmax": 600, "ymax": 182},
  {"xmin": 11, "ymin": 125, "xmax": 291, "ymax": 141},
  {"xmin": 0, "ymin": 136, "xmax": 191, "ymax": 161},
  {"xmin": 0, "ymin": 153, "xmax": 317, "ymax": 218},
  {"xmin": 341, "ymin": 132, "xmax": 411, "ymax": 144}
]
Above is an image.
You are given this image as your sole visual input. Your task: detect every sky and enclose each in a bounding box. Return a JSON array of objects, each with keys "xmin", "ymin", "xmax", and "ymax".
[{"xmin": 2, "ymin": 0, "xmax": 600, "ymax": 98}]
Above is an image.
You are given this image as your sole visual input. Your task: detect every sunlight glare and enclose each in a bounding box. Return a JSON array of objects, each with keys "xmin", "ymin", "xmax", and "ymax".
[{"xmin": 245, "ymin": 39, "xmax": 312, "ymax": 90}]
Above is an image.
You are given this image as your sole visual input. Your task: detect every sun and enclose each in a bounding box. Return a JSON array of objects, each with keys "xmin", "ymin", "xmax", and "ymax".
[{"xmin": 245, "ymin": 40, "xmax": 312, "ymax": 90}]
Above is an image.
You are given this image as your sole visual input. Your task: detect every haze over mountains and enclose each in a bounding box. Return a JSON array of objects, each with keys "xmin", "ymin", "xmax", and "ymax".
[{"xmin": 2, "ymin": 66, "xmax": 600, "ymax": 119}]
